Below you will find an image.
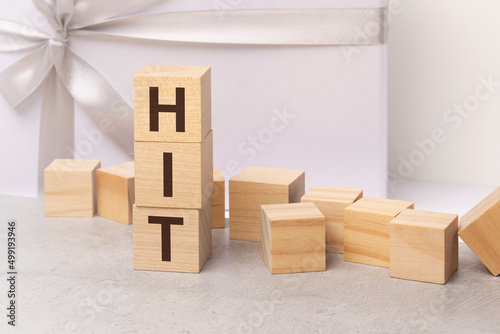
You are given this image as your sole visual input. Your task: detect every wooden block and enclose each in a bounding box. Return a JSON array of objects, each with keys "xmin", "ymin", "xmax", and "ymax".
[
  {"xmin": 459, "ymin": 186, "xmax": 500, "ymax": 276},
  {"xmin": 135, "ymin": 131, "xmax": 213, "ymax": 209},
  {"xmin": 212, "ymin": 169, "xmax": 225, "ymax": 228},
  {"xmin": 96, "ymin": 161, "xmax": 135, "ymax": 225},
  {"xmin": 133, "ymin": 200, "xmax": 212, "ymax": 273},
  {"xmin": 260, "ymin": 203, "xmax": 326, "ymax": 274},
  {"xmin": 390, "ymin": 209, "xmax": 458, "ymax": 284},
  {"xmin": 301, "ymin": 186, "xmax": 363, "ymax": 253},
  {"xmin": 229, "ymin": 166, "xmax": 305, "ymax": 242},
  {"xmin": 44, "ymin": 159, "xmax": 101, "ymax": 217},
  {"xmin": 134, "ymin": 65, "xmax": 211, "ymax": 143},
  {"xmin": 344, "ymin": 197, "xmax": 414, "ymax": 268}
]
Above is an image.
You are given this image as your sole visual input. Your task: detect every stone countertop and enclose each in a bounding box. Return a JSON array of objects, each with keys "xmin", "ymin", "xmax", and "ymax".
[{"xmin": 0, "ymin": 193, "xmax": 498, "ymax": 334}]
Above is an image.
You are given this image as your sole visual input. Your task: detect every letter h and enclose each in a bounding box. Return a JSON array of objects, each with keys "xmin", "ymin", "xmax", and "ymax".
[{"xmin": 149, "ymin": 87, "xmax": 185, "ymax": 132}]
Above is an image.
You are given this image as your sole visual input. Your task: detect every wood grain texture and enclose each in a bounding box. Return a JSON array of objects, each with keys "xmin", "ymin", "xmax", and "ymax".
[
  {"xmin": 134, "ymin": 65, "xmax": 211, "ymax": 143},
  {"xmin": 459, "ymin": 186, "xmax": 500, "ymax": 276},
  {"xmin": 301, "ymin": 186, "xmax": 363, "ymax": 253},
  {"xmin": 212, "ymin": 169, "xmax": 225, "ymax": 228},
  {"xmin": 390, "ymin": 209, "xmax": 458, "ymax": 284},
  {"xmin": 44, "ymin": 159, "xmax": 101, "ymax": 217},
  {"xmin": 135, "ymin": 131, "xmax": 213, "ymax": 209},
  {"xmin": 260, "ymin": 203, "xmax": 325, "ymax": 274},
  {"xmin": 97, "ymin": 161, "xmax": 135, "ymax": 225},
  {"xmin": 133, "ymin": 200, "xmax": 212, "ymax": 273},
  {"xmin": 229, "ymin": 166, "xmax": 305, "ymax": 242},
  {"xmin": 344, "ymin": 197, "xmax": 414, "ymax": 268}
]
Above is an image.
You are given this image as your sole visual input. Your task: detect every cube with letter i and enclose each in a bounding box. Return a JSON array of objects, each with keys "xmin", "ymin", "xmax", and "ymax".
[{"xmin": 133, "ymin": 65, "xmax": 213, "ymax": 273}]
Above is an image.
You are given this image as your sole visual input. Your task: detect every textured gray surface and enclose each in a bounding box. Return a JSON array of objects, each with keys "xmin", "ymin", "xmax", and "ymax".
[{"xmin": 0, "ymin": 194, "xmax": 499, "ymax": 334}]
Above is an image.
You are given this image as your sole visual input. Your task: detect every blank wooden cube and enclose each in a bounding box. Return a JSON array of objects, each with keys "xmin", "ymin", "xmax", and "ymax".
[
  {"xmin": 390, "ymin": 209, "xmax": 458, "ymax": 284},
  {"xmin": 133, "ymin": 200, "xmax": 212, "ymax": 273},
  {"xmin": 261, "ymin": 203, "xmax": 326, "ymax": 274},
  {"xmin": 44, "ymin": 159, "xmax": 101, "ymax": 217},
  {"xmin": 229, "ymin": 166, "xmax": 305, "ymax": 242},
  {"xmin": 301, "ymin": 186, "xmax": 363, "ymax": 253},
  {"xmin": 459, "ymin": 186, "xmax": 500, "ymax": 276},
  {"xmin": 212, "ymin": 169, "xmax": 225, "ymax": 228},
  {"xmin": 134, "ymin": 65, "xmax": 211, "ymax": 143},
  {"xmin": 96, "ymin": 161, "xmax": 135, "ymax": 225},
  {"xmin": 344, "ymin": 197, "xmax": 414, "ymax": 268},
  {"xmin": 135, "ymin": 131, "xmax": 213, "ymax": 209}
]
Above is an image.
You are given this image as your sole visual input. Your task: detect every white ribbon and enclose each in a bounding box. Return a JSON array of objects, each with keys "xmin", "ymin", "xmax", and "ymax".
[{"xmin": 0, "ymin": 0, "xmax": 387, "ymax": 193}]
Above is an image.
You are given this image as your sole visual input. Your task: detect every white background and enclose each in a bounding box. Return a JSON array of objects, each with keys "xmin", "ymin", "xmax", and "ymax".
[
  {"xmin": 0, "ymin": 0, "xmax": 388, "ymax": 198},
  {"xmin": 388, "ymin": 0, "xmax": 500, "ymax": 189},
  {"xmin": 1, "ymin": 0, "xmax": 499, "ymax": 198}
]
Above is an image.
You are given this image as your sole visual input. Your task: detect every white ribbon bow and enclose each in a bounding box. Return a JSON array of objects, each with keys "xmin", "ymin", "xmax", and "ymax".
[{"xmin": 0, "ymin": 0, "xmax": 386, "ymax": 193}]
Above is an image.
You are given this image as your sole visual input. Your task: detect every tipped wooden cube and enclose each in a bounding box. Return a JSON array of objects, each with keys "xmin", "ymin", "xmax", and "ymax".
[
  {"xmin": 133, "ymin": 200, "xmax": 212, "ymax": 273},
  {"xmin": 344, "ymin": 197, "xmax": 414, "ymax": 267},
  {"xmin": 229, "ymin": 166, "xmax": 305, "ymax": 242},
  {"xmin": 459, "ymin": 186, "xmax": 500, "ymax": 276},
  {"xmin": 135, "ymin": 131, "xmax": 213, "ymax": 209},
  {"xmin": 44, "ymin": 159, "xmax": 101, "ymax": 217},
  {"xmin": 212, "ymin": 169, "xmax": 225, "ymax": 228},
  {"xmin": 134, "ymin": 65, "xmax": 211, "ymax": 143},
  {"xmin": 301, "ymin": 186, "xmax": 363, "ymax": 253},
  {"xmin": 261, "ymin": 203, "xmax": 326, "ymax": 274},
  {"xmin": 96, "ymin": 161, "xmax": 135, "ymax": 225},
  {"xmin": 390, "ymin": 209, "xmax": 459, "ymax": 284}
]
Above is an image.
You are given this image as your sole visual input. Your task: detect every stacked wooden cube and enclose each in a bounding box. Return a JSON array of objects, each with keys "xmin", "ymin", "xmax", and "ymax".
[{"xmin": 132, "ymin": 65, "xmax": 213, "ymax": 273}]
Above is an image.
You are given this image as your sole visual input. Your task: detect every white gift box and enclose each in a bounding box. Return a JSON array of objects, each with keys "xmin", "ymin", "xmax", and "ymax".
[{"xmin": 0, "ymin": 0, "xmax": 388, "ymax": 200}]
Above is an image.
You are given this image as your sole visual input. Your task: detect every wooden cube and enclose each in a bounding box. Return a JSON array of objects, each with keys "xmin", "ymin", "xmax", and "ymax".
[
  {"xmin": 229, "ymin": 166, "xmax": 305, "ymax": 242},
  {"xmin": 459, "ymin": 186, "xmax": 500, "ymax": 276},
  {"xmin": 390, "ymin": 209, "xmax": 459, "ymax": 284},
  {"xmin": 133, "ymin": 200, "xmax": 212, "ymax": 273},
  {"xmin": 96, "ymin": 161, "xmax": 135, "ymax": 225},
  {"xmin": 135, "ymin": 131, "xmax": 213, "ymax": 209},
  {"xmin": 134, "ymin": 65, "xmax": 211, "ymax": 143},
  {"xmin": 344, "ymin": 197, "xmax": 414, "ymax": 268},
  {"xmin": 301, "ymin": 186, "xmax": 363, "ymax": 253},
  {"xmin": 261, "ymin": 203, "xmax": 325, "ymax": 274},
  {"xmin": 212, "ymin": 169, "xmax": 225, "ymax": 228},
  {"xmin": 44, "ymin": 159, "xmax": 101, "ymax": 217}
]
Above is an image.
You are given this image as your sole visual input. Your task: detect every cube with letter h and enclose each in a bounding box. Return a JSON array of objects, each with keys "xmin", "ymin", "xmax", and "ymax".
[{"xmin": 133, "ymin": 65, "xmax": 213, "ymax": 273}]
